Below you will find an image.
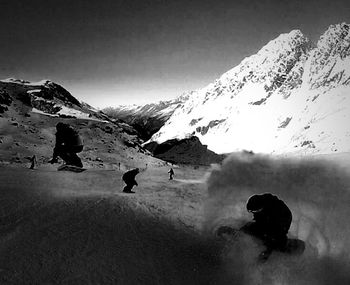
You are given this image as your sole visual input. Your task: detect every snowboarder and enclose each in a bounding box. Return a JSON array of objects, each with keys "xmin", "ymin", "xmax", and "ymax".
[
  {"xmin": 122, "ymin": 168, "xmax": 139, "ymax": 193},
  {"xmin": 168, "ymin": 168, "xmax": 174, "ymax": 180},
  {"xmin": 48, "ymin": 122, "xmax": 84, "ymax": 168},
  {"xmin": 240, "ymin": 193, "xmax": 292, "ymax": 261}
]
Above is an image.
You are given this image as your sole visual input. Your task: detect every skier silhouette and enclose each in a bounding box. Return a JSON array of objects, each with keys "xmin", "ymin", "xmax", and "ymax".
[
  {"xmin": 29, "ymin": 155, "xmax": 37, "ymax": 169},
  {"xmin": 48, "ymin": 122, "xmax": 84, "ymax": 167},
  {"xmin": 216, "ymin": 193, "xmax": 293, "ymax": 261},
  {"xmin": 168, "ymin": 168, "xmax": 174, "ymax": 180},
  {"xmin": 241, "ymin": 193, "xmax": 292, "ymax": 261},
  {"xmin": 122, "ymin": 168, "xmax": 140, "ymax": 193}
]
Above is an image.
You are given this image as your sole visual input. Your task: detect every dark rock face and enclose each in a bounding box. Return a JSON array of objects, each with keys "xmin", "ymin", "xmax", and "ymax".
[
  {"xmin": 0, "ymin": 81, "xmax": 81, "ymax": 114},
  {"xmin": 127, "ymin": 116, "xmax": 166, "ymax": 141},
  {"xmin": 45, "ymin": 81, "xmax": 81, "ymax": 107},
  {"xmin": 103, "ymin": 109, "xmax": 170, "ymax": 141},
  {"xmin": 0, "ymin": 90, "xmax": 12, "ymax": 105},
  {"xmin": 195, "ymin": 120, "xmax": 226, "ymax": 135},
  {"xmin": 0, "ymin": 105, "xmax": 8, "ymax": 113},
  {"xmin": 144, "ymin": 136, "xmax": 224, "ymax": 165},
  {"xmin": 0, "ymin": 90, "xmax": 13, "ymax": 113},
  {"xmin": 30, "ymin": 97, "xmax": 62, "ymax": 114}
]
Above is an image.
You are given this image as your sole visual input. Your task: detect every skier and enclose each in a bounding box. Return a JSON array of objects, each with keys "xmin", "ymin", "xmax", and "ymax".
[
  {"xmin": 48, "ymin": 122, "xmax": 84, "ymax": 168},
  {"xmin": 29, "ymin": 155, "xmax": 37, "ymax": 169},
  {"xmin": 168, "ymin": 168, "xmax": 174, "ymax": 180},
  {"xmin": 240, "ymin": 193, "xmax": 292, "ymax": 261},
  {"xmin": 122, "ymin": 168, "xmax": 140, "ymax": 193}
]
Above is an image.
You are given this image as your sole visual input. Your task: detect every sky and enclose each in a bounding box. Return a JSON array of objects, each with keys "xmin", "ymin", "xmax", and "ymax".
[{"xmin": 0, "ymin": 0, "xmax": 349, "ymax": 108}]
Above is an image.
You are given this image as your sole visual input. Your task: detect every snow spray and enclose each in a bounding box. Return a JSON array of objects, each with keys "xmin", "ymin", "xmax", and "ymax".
[{"xmin": 203, "ymin": 152, "xmax": 350, "ymax": 284}]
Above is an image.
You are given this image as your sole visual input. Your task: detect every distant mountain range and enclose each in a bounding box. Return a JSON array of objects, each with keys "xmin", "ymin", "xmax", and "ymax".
[
  {"xmin": 103, "ymin": 93, "xmax": 189, "ymax": 141},
  {"xmin": 110, "ymin": 23, "xmax": 350, "ymax": 155}
]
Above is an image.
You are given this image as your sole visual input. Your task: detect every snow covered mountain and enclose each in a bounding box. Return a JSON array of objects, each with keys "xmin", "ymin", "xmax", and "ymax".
[
  {"xmin": 148, "ymin": 23, "xmax": 350, "ymax": 155},
  {"xmin": 103, "ymin": 93, "xmax": 189, "ymax": 140}
]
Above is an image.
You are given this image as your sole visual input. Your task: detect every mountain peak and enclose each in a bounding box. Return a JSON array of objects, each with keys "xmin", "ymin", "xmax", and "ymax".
[
  {"xmin": 148, "ymin": 23, "xmax": 350, "ymax": 155},
  {"xmin": 317, "ymin": 22, "xmax": 350, "ymax": 56},
  {"xmin": 322, "ymin": 22, "xmax": 349, "ymax": 38},
  {"xmin": 257, "ymin": 29, "xmax": 310, "ymax": 57}
]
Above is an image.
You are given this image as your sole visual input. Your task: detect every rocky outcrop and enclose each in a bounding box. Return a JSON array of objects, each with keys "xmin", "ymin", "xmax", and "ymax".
[
  {"xmin": 144, "ymin": 136, "xmax": 224, "ymax": 165},
  {"xmin": 0, "ymin": 90, "xmax": 12, "ymax": 113}
]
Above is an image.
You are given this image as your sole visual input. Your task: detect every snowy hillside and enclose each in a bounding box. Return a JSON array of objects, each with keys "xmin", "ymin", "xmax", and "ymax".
[
  {"xmin": 104, "ymin": 93, "xmax": 189, "ymax": 140},
  {"xmin": 149, "ymin": 23, "xmax": 350, "ymax": 155},
  {"xmin": 0, "ymin": 78, "xmax": 113, "ymax": 122},
  {"xmin": 0, "ymin": 78, "xmax": 157, "ymax": 168}
]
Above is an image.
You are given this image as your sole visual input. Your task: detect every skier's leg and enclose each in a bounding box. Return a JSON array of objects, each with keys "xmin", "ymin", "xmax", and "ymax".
[
  {"xmin": 123, "ymin": 184, "xmax": 134, "ymax": 193},
  {"xmin": 69, "ymin": 153, "xmax": 83, "ymax": 167}
]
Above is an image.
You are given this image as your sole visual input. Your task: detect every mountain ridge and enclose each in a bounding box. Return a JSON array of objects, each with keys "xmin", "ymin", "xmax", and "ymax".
[
  {"xmin": 147, "ymin": 22, "xmax": 350, "ymax": 155},
  {"xmin": 103, "ymin": 93, "xmax": 189, "ymax": 140}
]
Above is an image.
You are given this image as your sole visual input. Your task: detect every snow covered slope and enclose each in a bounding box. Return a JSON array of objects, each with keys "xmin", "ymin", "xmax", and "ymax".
[{"xmin": 149, "ymin": 23, "xmax": 350, "ymax": 155}]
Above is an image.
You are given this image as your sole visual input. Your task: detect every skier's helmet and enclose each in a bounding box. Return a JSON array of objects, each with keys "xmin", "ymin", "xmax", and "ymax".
[{"xmin": 247, "ymin": 195, "xmax": 264, "ymax": 213}]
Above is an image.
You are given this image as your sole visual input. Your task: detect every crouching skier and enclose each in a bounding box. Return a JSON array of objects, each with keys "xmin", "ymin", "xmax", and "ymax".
[
  {"xmin": 122, "ymin": 168, "xmax": 140, "ymax": 193},
  {"xmin": 48, "ymin": 122, "xmax": 84, "ymax": 168},
  {"xmin": 217, "ymin": 193, "xmax": 296, "ymax": 262},
  {"xmin": 240, "ymin": 193, "xmax": 293, "ymax": 261}
]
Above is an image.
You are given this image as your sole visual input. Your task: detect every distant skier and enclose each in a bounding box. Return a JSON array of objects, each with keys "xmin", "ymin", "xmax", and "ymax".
[
  {"xmin": 168, "ymin": 168, "xmax": 174, "ymax": 180},
  {"xmin": 29, "ymin": 155, "xmax": 37, "ymax": 169},
  {"xmin": 241, "ymin": 193, "xmax": 292, "ymax": 261},
  {"xmin": 122, "ymin": 168, "xmax": 140, "ymax": 193},
  {"xmin": 48, "ymin": 122, "xmax": 84, "ymax": 167}
]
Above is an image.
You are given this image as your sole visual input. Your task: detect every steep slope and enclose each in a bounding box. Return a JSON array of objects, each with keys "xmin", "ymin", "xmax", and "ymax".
[
  {"xmin": 0, "ymin": 79, "xmax": 160, "ymax": 169},
  {"xmin": 149, "ymin": 23, "xmax": 350, "ymax": 155},
  {"xmin": 103, "ymin": 93, "xmax": 189, "ymax": 141}
]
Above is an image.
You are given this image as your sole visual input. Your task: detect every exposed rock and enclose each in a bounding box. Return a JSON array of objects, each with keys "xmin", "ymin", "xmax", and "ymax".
[
  {"xmin": 0, "ymin": 90, "xmax": 12, "ymax": 105},
  {"xmin": 0, "ymin": 90, "xmax": 12, "ymax": 113},
  {"xmin": 30, "ymin": 97, "xmax": 62, "ymax": 114},
  {"xmin": 144, "ymin": 136, "xmax": 224, "ymax": 165},
  {"xmin": 0, "ymin": 105, "xmax": 8, "ymax": 113},
  {"xmin": 58, "ymin": 114, "xmax": 76, "ymax": 119}
]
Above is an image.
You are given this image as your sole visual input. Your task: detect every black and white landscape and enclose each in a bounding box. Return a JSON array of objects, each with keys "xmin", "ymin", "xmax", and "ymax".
[
  {"xmin": 107, "ymin": 23, "xmax": 350, "ymax": 156},
  {"xmin": 1, "ymin": 1, "xmax": 350, "ymax": 284}
]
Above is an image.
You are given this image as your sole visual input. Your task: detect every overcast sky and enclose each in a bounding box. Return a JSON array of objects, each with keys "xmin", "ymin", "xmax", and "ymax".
[{"xmin": 0, "ymin": 0, "xmax": 349, "ymax": 108}]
